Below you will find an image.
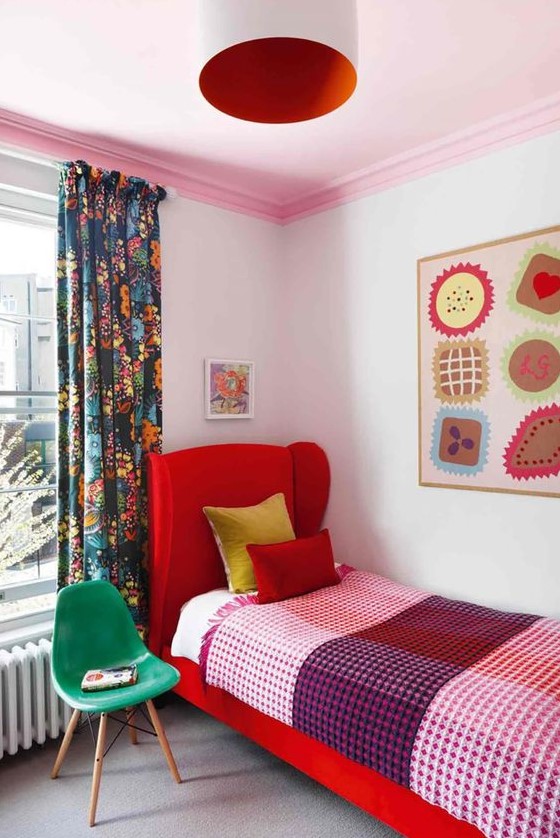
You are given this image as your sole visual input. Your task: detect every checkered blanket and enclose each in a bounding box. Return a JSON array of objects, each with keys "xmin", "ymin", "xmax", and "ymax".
[{"xmin": 200, "ymin": 567, "xmax": 560, "ymax": 838}]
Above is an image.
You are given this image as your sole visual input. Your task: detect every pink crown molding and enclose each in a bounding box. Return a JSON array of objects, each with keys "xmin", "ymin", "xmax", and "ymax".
[
  {"xmin": 0, "ymin": 107, "xmax": 283, "ymax": 224},
  {"xmin": 2, "ymin": 93, "xmax": 560, "ymax": 227},
  {"xmin": 280, "ymin": 92, "xmax": 560, "ymax": 223}
]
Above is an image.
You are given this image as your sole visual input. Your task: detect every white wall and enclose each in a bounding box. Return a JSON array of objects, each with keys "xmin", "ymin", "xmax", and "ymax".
[
  {"xmin": 4, "ymin": 137, "xmax": 557, "ymax": 618},
  {"xmin": 282, "ymin": 130, "xmax": 560, "ymax": 619},
  {"xmin": 160, "ymin": 196, "xmax": 284, "ymax": 452}
]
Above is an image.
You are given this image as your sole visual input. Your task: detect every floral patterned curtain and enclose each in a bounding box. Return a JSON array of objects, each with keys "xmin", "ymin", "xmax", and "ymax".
[{"xmin": 57, "ymin": 161, "xmax": 165, "ymax": 634}]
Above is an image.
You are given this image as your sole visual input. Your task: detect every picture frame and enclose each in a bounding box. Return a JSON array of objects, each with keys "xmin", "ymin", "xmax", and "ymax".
[
  {"xmin": 205, "ymin": 358, "xmax": 255, "ymax": 419},
  {"xmin": 418, "ymin": 223, "xmax": 560, "ymax": 498}
]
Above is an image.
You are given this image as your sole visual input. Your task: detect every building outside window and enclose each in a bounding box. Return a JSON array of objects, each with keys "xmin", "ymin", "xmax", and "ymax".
[
  {"xmin": 1, "ymin": 294, "xmax": 17, "ymax": 313},
  {"xmin": 0, "ymin": 214, "xmax": 57, "ymax": 628}
]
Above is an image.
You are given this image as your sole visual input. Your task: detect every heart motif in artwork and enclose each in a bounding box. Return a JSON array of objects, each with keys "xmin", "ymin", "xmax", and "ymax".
[{"xmin": 533, "ymin": 271, "xmax": 560, "ymax": 299}]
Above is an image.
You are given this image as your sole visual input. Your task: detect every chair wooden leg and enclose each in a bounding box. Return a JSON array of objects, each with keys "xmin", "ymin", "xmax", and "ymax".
[
  {"xmin": 126, "ymin": 707, "xmax": 137, "ymax": 745},
  {"xmin": 51, "ymin": 708, "xmax": 81, "ymax": 779},
  {"xmin": 88, "ymin": 712, "xmax": 108, "ymax": 827},
  {"xmin": 146, "ymin": 699, "xmax": 182, "ymax": 783}
]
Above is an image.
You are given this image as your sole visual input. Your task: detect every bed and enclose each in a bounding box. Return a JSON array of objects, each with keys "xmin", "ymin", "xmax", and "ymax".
[{"xmin": 147, "ymin": 442, "xmax": 559, "ymax": 838}]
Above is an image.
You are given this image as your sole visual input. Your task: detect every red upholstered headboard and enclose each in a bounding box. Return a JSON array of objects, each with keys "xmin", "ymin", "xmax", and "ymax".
[{"xmin": 147, "ymin": 442, "xmax": 330, "ymax": 656}]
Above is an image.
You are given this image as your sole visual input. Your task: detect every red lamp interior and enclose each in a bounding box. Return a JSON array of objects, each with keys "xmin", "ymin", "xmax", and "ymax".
[{"xmin": 199, "ymin": 37, "xmax": 357, "ymax": 124}]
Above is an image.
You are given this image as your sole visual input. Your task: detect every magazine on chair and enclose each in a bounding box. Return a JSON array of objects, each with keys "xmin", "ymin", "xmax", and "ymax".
[{"xmin": 81, "ymin": 664, "xmax": 138, "ymax": 692}]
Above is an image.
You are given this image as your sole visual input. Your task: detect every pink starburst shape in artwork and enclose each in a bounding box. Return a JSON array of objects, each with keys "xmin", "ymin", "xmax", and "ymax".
[
  {"xmin": 503, "ymin": 403, "xmax": 560, "ymax": 480},
  {"xmin": 428, "ymin": 262, "xmax": 494, "ymax": 337}
]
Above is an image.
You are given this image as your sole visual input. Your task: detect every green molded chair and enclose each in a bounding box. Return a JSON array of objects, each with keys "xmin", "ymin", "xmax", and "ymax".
[{"xmin": 50, "ymin": 580, "xmax": 181, "ymax": 827}]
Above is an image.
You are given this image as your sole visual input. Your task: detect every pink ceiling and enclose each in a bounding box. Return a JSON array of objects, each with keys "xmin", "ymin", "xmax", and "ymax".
[{"xmin": 1, "ymin": 1, "xmax": 560, "ymax": 220}]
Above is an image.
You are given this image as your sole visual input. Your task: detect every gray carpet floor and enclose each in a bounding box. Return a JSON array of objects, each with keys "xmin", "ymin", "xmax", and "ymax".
[{"xmin": 0, "ymin": 696, "xmax": 402, "ymax": 838}]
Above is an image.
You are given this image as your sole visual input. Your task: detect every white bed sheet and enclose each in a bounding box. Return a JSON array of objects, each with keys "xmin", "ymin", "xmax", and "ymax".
[
  {"xmin": 170, "ymin": 562, "xmax": 343, "ymax": 662},
  {"xmin": 170, "ymin": 588, "xmax": 241, "ymax": 662}
]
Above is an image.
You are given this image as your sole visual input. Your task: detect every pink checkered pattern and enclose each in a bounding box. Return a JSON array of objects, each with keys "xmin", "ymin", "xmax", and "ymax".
[
  {"xmin": 411, "ymin": 618, "xmax": 560, "ymax": 838},
  {"xmin": 202, "ymin": 570, "xmax": 560, "ymax": 838},
  {"xmin": 473, "ymin": 618, "xmax": 560, "ymax": 698},
  {"xmin": 204, "ymin": 569, "xmax": 428, "ymax": 725}
]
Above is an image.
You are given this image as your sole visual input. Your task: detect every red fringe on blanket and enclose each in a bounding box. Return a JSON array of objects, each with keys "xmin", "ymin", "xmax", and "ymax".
[{"xmin": 199, "ymin": 593, "xmax": 258, "ymax": 685}]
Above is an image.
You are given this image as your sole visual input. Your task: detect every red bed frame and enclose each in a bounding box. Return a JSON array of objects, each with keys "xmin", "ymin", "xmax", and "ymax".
[{"xmin": 147, "ymin": 442, "xmax": 483, "ymax": 838}]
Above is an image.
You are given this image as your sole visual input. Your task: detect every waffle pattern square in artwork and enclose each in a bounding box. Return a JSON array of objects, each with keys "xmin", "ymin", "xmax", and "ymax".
[
  {"xmin": 433, "ymin": 339, "xmax": 489, "ymax": 404},
  {"xmin": 200, "ymin": 568, "xmax": 560, "ymax": 838}
]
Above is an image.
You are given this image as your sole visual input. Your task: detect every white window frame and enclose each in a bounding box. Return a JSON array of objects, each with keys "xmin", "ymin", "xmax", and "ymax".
[{"xmin": 0, "ymin": 177, "xmax": 58, "ymax": 639}]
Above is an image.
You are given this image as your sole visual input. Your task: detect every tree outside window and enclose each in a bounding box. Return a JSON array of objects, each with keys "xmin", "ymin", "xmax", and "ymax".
[{"xmin": 0, "ymin": 216, "xmax": 57, "ymax": 624}]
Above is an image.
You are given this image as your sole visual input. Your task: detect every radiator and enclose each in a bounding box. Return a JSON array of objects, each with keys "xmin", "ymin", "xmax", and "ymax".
[{"xmin": 0, "ymin": 639, "xmax": 71, "ymax": 759}]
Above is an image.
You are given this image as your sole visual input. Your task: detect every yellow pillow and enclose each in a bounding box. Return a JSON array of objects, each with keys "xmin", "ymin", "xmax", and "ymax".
[{"xmin": 203, "ymin": 493, "xmax": 295, "ymax": 593}]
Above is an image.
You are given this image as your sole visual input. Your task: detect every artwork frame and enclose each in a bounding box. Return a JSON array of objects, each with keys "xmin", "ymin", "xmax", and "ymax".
[
  {"xmin": 418, "ymin": 223, "xmax": 560, "ymax": 499},
  {"xmin": 205, "ymin": 358, "xmax": 255, "ymax": 419}
]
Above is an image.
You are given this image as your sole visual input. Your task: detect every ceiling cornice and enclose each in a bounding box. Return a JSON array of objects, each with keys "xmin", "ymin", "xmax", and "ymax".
[
  {"xmin": 2, "ymin": 92, "xmax": 560, "ymax": 227},
  {"xmin": 0, "ymin": 107, "xmax": 283, "ymax": 223},
  {"xmin": 280, "ymin": 91, "xmax": 560, "ymax": 223}
]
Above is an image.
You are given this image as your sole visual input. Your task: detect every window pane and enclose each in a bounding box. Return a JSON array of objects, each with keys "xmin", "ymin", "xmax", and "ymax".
[
  {"xmin": 0, "ymin": 216, "xmax": 57, "ymax": 615},
  {"xmin": 0, "ymin": 418, "xmax": 56, "ymax": 488},
  {"xmin": 44, "ymin": 439, "xmax": 56, "ymax": 463},
  {"xmin": 0, "ymin": 313, "xmax": 56, "ymax": 393},
  {"xmin": 25, "ymin": 440, "xmax": 42, "ymax": 457},
  {"xmin": 0, "ymin": 486, "xmax": 57, "ymax": 584},
  {"xmin": 0, "ymin": 220, "xmax": 55, "ymax": 286}
]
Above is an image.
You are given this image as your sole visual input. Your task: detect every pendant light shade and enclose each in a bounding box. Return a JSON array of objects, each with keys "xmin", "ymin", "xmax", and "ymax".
[{"xmin": 198, "ymin": 0, "xmax": 358, "ymax": 124}]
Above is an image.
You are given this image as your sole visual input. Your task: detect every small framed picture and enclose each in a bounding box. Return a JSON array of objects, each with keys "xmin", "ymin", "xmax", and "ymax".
[{"xmin": 205, "ymin": 359, "xmax": 254, "ymax": 419}]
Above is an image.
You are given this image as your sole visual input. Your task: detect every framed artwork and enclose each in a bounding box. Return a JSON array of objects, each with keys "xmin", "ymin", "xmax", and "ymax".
[
  {"xmin": 418, "ymin": 224, "xmax": 560, "ymax": 498},
  {"xmin": 205, "ymin": 359, "xmax": 254, "ymax": 419}
]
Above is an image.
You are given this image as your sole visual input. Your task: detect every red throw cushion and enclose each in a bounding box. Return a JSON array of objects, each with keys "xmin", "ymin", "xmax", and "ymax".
[{"xmin": 247, "ymin": 529, "xmax": 340, "ymax": 604}]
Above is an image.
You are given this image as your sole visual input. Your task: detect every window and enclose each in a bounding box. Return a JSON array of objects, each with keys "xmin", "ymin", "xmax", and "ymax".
[
  {"xmin": 0, "ymin": 213, "xmax": 57, "ymax": 629},
  {"xmin": 1, "ymin": 295, "xmax": 17, "ymax": 314}
]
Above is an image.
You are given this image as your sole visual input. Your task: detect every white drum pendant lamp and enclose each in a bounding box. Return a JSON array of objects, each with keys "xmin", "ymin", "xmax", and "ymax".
[{"xmin": 198, "ymin": 0, "xmax": 358, "ymax": 123}]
